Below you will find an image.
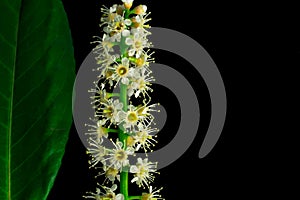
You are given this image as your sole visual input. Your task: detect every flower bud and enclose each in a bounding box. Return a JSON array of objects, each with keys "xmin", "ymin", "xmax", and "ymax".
[
  {"xmin": 122, "ymin": 0, "xmax": 133, "ymax": 9},
  {"xmin": 133, "ymin": 5, "xmax": 147, "ymax": 15},
  {"xmin": 131, "ymin": 17, "xmax": 140, "ymax": 28},
  {"xmin": 127, "ymin": 136, "xmax": 135, "ymax": 146},
  {"xmin": 117, "ymin": 5, "xmax": 125, "ymax": 15}
]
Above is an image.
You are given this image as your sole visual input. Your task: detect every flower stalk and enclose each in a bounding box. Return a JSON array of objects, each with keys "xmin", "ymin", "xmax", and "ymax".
[
  {"xmin": 119, "ymin": 83, "xmax": 129, "ymax": 199},
  {"xmin": 84, "ymin": 0, "xmax": 164, "ymax": 199}
]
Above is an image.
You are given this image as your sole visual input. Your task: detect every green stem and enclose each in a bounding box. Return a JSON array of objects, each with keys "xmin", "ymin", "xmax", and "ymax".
[
  {"xmin": 119, "ymin": 83, "xmax": 128, "ymax": 199},
  {"xmin": 106, "ymin": 128, "xmax": 119, "ymax": 133},
  {"xmin": 120, "ymin": 35, "xmax": 128, "ymax": 56},
  {"xmin": 107, "ymin": 92, "xmax": 120, "ymax": 98},
  {"xmin": 125, "ymin": 9, "xmax": 131, "ymax": 19},
  {"xmin": 128, "ymin": 196, "xmax": 142, "ymax": 200}
]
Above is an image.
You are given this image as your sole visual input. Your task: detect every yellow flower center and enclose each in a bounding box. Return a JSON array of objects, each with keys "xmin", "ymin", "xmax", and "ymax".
[
  {"xmin": 97, "ymin": 126, "xmax": 108, "ymax": 138},
  {"xmin": 104, "ymin": 106, "xmax": 114, "ymax": 118},
  {"xmin": 105, "ymin": 167, "xmax": 119, "ymax": 177},
  {"xmin": 127, "ymin": 136, "xmax": 136, "ymax": 146},
  {"xmin": 114, "ymin": 22, "xmax": 125, "ymax": 32},
  {"xmin": 137, "ymin": 131, "xmax": 149, "ymax": 143},
  {"xmin": 116, "ymin": 65, "xmax": 128, "ymax": 77},
  {"xmin": 135, "ymin": 40, "xmax": 142, "ymax": 49},
  {"xmin": 127, "ymin": 112, "xmax": 138, "ymax": 122},
  {"xmin": 136, "ymin": 57, "xmax": 145, "ymax": 67},
  {"xmin": 115, "ymin": 149, "xmax": 127, "ymax": 161}
]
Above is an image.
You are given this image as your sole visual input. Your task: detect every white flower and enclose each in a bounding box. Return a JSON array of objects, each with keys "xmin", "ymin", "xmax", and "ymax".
[
  {"xmin": 117, "ymin": 102, "xmax": 160, "ymax": 133},
  {"xmin": 125, "ymin": 28, "xmax": 150, "ymax": 58},
  {"xmin": 128, "ymin": 68, "xmax": 154, "ymax": 98},
  {"xmin": 85, "ymin": 119, "xmax": 108, "ymax": 143},
  {"xmin": 133, "ymin": 123, "xmax": 158, "ymax": 152},
  {"xmin": 122, "ymin": 104, "xmax": 140, "ymax": 132},
  {"xmin": 141, "ymin": 186, "xmax": 164, "ymax": 200},
  {"xmin": 122, "ymin": 0, "xmax": 134, "ymax": 9},
  {"xmin": 103, "ymin": 166, "xmax": 120, "ymax": 183},
  {"xmin": 91, "ymin": 36, "xmax": 118, "ymax": 79},
  {"xmin": 135, "ymin": 101, "xmax": 160, "ymax": 127},
  {"xmin": 130, "ymin": 158, "xmax": 158, "ymax": 188},
  {"xmin": 105, "ymin": 140, "xmax": 135, "ymax": 170},
  {"xmin": 133, "ymin": 5, "xmax": 147, "ymax": 15},
  {"xmin": 88, "ymin": 82, "xmax": 109, "ymax": 105},
  {"xmin": 84, "ymin": 184, "xmax": 124, "ymax": 200},
  {"xmin": 105, "ymin": 15, "xmax": 132, "ymax": 42},
  {"xmin": 122, "ymin": 29, "xmax": 130, "ymax": 37},
  {"xmin": 122, "ymin": 0, "xmax": 133, "ymax": 4},
  {"xmin": 109, "ymin": 57, "xmax": 135, "ymax": 86},
  {"xmin": 87, "ymin": 137, "xmax": 107, "ymax": 168},
  {"xmin": 131, "ymin": 13, "xmax": 152, "ymax": 35},
  {"xmin": 100, "ymin": 5, "xmax": 118, "ymax": 27},
  {"xmin": 95, "ymin": 99, "xmax": 124, "ymax": 127}
]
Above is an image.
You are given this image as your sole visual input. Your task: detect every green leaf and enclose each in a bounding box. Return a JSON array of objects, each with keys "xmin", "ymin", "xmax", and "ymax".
[{"xmin": 0, "ymin": 0, "xmax": 75, "ymax": 199}]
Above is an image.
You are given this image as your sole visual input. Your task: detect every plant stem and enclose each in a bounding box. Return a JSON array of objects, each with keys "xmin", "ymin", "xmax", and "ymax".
[
  {"xmin": 128, "ymin": 196, "xmax": 142, "ymax": 200},
  {"xmin": 107, "ymin": 93, "xmax": 120, "ymax": 98},
  {"xmin": 106, "ymin": 128, "xmax": 119, "ymax": 133},
  {"xmin": 119, "ymin": 83, "xmax": 128, "ymax": 199}
]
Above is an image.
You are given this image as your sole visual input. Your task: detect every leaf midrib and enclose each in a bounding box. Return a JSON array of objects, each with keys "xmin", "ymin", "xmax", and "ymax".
[{"xmin": 8, "ymin": 1, "xmax": 23, "ymax": 199}]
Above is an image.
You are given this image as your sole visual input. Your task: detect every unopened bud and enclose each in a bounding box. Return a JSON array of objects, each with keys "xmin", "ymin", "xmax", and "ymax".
[
  {"xmin": 122, "ymin": 0, "xmax": 133, "ymax": 9},
  {"xmin": 133, "ymin": 5, "xmax": 147, "ymax": 15}
]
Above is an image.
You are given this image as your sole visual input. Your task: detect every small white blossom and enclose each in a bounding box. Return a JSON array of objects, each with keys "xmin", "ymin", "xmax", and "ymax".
[
  {"xmin": 130, "ymin": 158, "xmax": 158, "ymax": 188},
  {"xmin": 126, "ymin": 28, "xmax": 150, "ymax": 58},
  {"xmin": 85, "ymin": 119, "xmax": 108, "ymax": 143},
  {"xmin": 128, "ymin": 68, "xmax": 154, "ymax": 98},
  {"xmin": 105, "ymin": 140, "xmax": 135, "ymax": 171},
  {"xmin": 87, "ymin": 137, "xmax": 107, "ymax": 168},
  {"xmin": 109, "ymin": 57, "xmax": 135, "ymax": 86},
  {"xmin": 133, "ymin": 123, "xmax": 158, "ymax": 152},
  {"xmin": 122, "ymin": 0, "xmax": 133, "ymax": 4},
  {"xmin": 84, "ymin": 184, "xmax": 124, "ymax": 200},
  {"xmin": 141, "ymin": 186, "xmax": 164, "ymax": 200},
  {"xmin": 95, "ymin": 99, "xmax": 124, "ymax": 127}
]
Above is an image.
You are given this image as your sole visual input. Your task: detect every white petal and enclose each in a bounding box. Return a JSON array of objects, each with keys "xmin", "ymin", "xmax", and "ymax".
[
  {"xmin": 128, "ymin": 49, "xmax": 135, "ymax": 56},
  {"xmin": 126, "ymin": 147, "xmax": 135, "ymax": 155},
  {"xmin": 136, "ymin": 50, "xmax": 142, "ymax": 58},
  {"xmin": 136, "ymin": 143, "xmax": 141, "ymax": 151},
  {"xmin": 132, "ymin": 82, "xmax": 139, "ymax": 88},
  {"xmin": 122, "ymin": 57, "xmax": 129, "ymax": 66},
  {"xmin": 116, "ymin": 194, "xmax": 124, "ymax": 200},
  {"xmin": 110, "ymin": 5, "xmax": 117, "ymax": 13},
  {"xmin": 135, "ymin": 16, "xmax": 141, "ymax": 23},
  {"xmin": 134, "ymin": 33, "xmax": 139, "ymax": 40},
  {"xmin": 128, "ymin": 88, "xmax": 134, "ymax": 97},
  {"xmin": 130, "ymin": 165, "xmax": 138, "ymax": 173},
  {"xmin": 111, "ymin": 184, "xmax": 117, "ymax": 192},
  {"xmin": 115, "ymin": 102, "xmax": 123, "ymax": 110},
  {"xmin": 123, "ymin": 160, "xmax": 129, "ymax": 166},
  {"xmin": 117, "ymin": 141, "xmax": 123, "ymax": 148},
  {"xmin": 142, "ymin": 5, "xmax": 147, "ymax": 13},
  {"xmin": 131, "ymin": 177, "xmax": 139, "ymax": 183},
  {"xmin": 122, "ymin": 30, "xmax": 130, "ymax": 37},
  {"xmin": 121, "ymin": 78, "xmax": 129, "ymax": 85},
  {"xmin": 137, "ymin": 157, "xmax": 143, "ymax": 163},
  {"xmin": 124, "ymin": 19, "xmax": 132, "ymax": 26},
  {"xmin": 135, "ymin": 91, "xmax": 140, "ymax": 98},
  {"xmin": 125, "ymin": 37, "xmax": 133, "ymax": 45}
]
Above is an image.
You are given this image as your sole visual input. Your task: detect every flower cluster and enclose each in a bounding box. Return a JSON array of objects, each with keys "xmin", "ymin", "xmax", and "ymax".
[{"xmin": 84, "ymin": 1, "xmax": 164, "ymax": 199}]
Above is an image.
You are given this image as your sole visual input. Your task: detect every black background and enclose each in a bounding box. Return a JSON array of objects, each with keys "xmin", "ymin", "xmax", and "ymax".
[{"xmin": 48, "ymin": 0, "xmax": 299, "ymax": 199}]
